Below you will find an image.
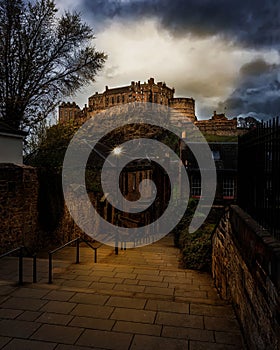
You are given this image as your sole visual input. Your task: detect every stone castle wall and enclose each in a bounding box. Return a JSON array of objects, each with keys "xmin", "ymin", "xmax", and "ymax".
[{"xmin": 212, "ymin": 205, "xmax": 280, "ymax": 350}]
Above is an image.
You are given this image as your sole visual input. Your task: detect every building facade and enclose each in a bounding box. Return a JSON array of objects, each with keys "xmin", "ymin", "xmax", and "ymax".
[
  {"xmin": 59, "ymin": 78, "xmax": 196, "ymax": 124},
  {"xmin": 0, "ymin": 121, "xmax": 27, "ymax": 164}
]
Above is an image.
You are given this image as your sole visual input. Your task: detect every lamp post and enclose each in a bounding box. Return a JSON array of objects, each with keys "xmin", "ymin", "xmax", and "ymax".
[{"xmin": 112, "ymin": 146, "xmax": 123, "ymax": 254}]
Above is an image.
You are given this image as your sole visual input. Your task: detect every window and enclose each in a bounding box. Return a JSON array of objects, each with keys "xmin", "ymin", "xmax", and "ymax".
[
  {"xmin": 117, "ymin": 96, "xmax": 120, "ymax": 103},
  {"xmin": 111, "ymin": 96, "xmax": 114, "ymax": 104},
  {"xmin": 191, "ymin": 177, "xmax": 201, "ymax": 197},
  {"xmin": 122, "ymin": 95, "xmax": 125, "ymax": 103},
  {"xmin": 212, "ymin": 150, "xmax": 220, "ymax": 160},
  {"xmin": 223, "ymin": 178, "xmax": 235, "ymax": 198},
  {"xmin": 132, "ymin": 173, "xmax": 136, "ymax": 190}
]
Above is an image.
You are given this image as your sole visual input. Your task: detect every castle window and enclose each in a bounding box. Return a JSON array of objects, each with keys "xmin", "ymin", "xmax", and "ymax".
[
  {"xmin": 122, "ymin": 95, "xmax": 125, "ymax": 103},
  {"xmin": 191, "ymin": 176, "xmax": 201, "ymax": 197},
  {"xmin": 223, "ymin": 177, "xmax": 235, "ymax": 198},
  {"xmin": 111, "ymin": 97, "xmax": 114, "ymax": 104},
  {"xmin": 117, "ymin": 96, "xmax": 120, "ymax": 103}
]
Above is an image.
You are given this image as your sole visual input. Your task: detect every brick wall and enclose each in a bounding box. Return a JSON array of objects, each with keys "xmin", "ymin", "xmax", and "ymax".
[{"xmin": 212, "ymin": 205, "xmax": 280, "ymax": 350}]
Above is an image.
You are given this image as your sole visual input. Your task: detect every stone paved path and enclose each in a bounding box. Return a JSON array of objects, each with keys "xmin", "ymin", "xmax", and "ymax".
[{"xmin": 0, "ymin": 235, "xmax": 245, "ymax": 349}]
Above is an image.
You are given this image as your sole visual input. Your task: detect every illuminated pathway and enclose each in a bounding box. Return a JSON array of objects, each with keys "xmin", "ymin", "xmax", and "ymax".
[{"xmin": 0, "ymin": 234, "xmax": 245, "ymax": 349}]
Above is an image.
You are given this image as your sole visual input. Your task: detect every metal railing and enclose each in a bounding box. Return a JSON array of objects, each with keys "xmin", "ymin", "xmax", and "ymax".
[
  {"xmin": 0, "ymin": 246, "xmax": 37, "ymax": 285},
  {"xmin": 238, "ymin": 117, "xmax": 280, "ymax": 240},
  {"xmin": 48, "ymin": 237, "xmax": 102, "ymax": 284}
]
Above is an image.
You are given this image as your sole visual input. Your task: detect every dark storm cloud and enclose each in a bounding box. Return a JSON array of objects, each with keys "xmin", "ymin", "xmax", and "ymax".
[
  {"xmin": 80, "ymin": 0, "xmax": 280, "ymax": 48},
  {"xmin": 220, "ymin": 58, "xmax": 280, "ymax": 120}
]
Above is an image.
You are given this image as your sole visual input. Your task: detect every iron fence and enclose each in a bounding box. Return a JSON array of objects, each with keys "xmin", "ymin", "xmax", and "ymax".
[{"xmin": 238, "ymin": 117, "xmax": 280, "ymax": 241}]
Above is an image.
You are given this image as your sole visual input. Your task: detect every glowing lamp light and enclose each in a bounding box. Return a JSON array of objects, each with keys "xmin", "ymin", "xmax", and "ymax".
[{"xmin": 112, "ymin": 146, "xmax": 123, "ymax": 156}]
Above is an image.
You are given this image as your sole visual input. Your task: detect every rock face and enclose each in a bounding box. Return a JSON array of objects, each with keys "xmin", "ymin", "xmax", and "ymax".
[
  {"xmin": 212, "ymin": 205, "xmax": 280, "ymax": 350},
  {"xmin": 0, "ymin": 164, "xmax": 40, "ymax": 253}
]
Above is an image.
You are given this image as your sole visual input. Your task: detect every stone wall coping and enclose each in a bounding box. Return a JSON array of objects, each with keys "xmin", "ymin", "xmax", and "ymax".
[{"xmin": 230, "ymin": 205, "xmax": 280, "ymax": 288}]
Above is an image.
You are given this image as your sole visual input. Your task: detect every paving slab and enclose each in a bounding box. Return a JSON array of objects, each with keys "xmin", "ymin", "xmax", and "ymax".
[
  {"xmin": 106, "ymin": 296, "xmax": 146, "ymax": 309},
  {"xmin": 69, "ymin": 292, "xmax": 109, "ymax": 305},
  {"xmin": 162, "ymin": 325, "xmax": 215, "ymax": 342},
  {"xmin": 113, "ymin": 320, "xmax": 161, "ymax": 336},
  {"xmin": 0, "ymin": 308, "xmax": 23, "ymax": 319},
  {"xmin": 130, "ymin": 334, "xmax": 188, "ymax": 350},
  {"xmin": 76, "ymin": 329, "xmax": 133, "ymax": 350},
  {"xmin": 204, "ymin": 316, "xmax": 241, "ymax": 332},
  {"xmin": 0, "ymin": 319, "xmax": 41, "ymax": 338},
  {"xmin": 36, "ymin": 312, "xmax": 74, "ymax": 325},
  {"xmin": 2, "ymin": 338, "xmax": 57, "ymax": 350},
  {"xmin": 0, "ymin": 234, "xmax": 245, "ymax": 349},
  {"xmin": 55, "ymin": 345, "xmax": 103, "ymax": 350},
  {"xmin": 110, "ymin": 308, "xmax": 156, "ymax": 323},
  {"xmin": 189, "ymin": 340, "xmax": 241, "ymax": 350},
  {"xmin": 69, "ymin": 316, "xmax": 115, "ymax": 330},
  {"xmin": 43, "ymin": 290, "xmax": 76, "ymax": 301},
  {"xmin": 40, "ymin": 300, "xmax": 77, "ymax": 314},
  {"xmin": 156, "ymin": 311, "xmax": 204, "ymax": 329},
  {"xmin": 145, "ymin": 299, "xmax": 189, "ymax": 314},
  {"xmin": 0, "ymin": 336, "xmax": 11, "ymax": 349},
  {"xmin": 0, "ymin": 297, "xmax": 47, "ymax": 311},
  {"xmin": 31, "ymin": 324, "xmax": 83, "ymax": 344},
  {"xmin": 71, "ymin": 304, "xmax": 114, "ymax": 319},
  {"xmin": 16, "ymin": 310, "xmax": 42, "ymax": 321}
]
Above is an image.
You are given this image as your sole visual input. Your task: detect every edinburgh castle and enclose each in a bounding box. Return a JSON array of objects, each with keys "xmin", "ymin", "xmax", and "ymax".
[{"xmin": 59, "ymin": 77, "xmax": 239, "ymax": 136}]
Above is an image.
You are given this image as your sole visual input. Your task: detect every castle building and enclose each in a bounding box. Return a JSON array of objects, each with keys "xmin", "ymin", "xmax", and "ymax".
[
  {"xmin": 59, "ymin": 78, "xmax": 196, "ymax": 124},
  {"xmin": 194, "ymin": 111, "xmax": 238, "ymax": 137},
  {"xmin": 58, "ymin": 78, "xmax": 240, "ymax": 223}
]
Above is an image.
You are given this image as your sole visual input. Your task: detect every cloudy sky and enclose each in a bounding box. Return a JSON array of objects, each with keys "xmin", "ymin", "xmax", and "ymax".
[{"xmin": 57, "ymin": 0, "xmax": 280, "ymax": 120}]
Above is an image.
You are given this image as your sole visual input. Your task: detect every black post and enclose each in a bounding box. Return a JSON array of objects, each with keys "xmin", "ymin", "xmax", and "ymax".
[
  {"xmin": 94, "ymin": 248, "xmax": 97, "ymax": 263},
  {"xmin": 33, "ymin": 254, "xmax": 37, "ymax": 283},
  {"xmin": 48, "ymin": 253, "xmax": 52, "ymax": 284},
  {"xmin": 18, "ymin": 247, "xmax": 23, "ymax": 285},
  {"xmin": 76, "ymin": 239, "xmax": 80, "ymax": 264}
]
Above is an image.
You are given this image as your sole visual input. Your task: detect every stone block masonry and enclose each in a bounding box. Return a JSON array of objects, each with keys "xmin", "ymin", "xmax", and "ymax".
[
  {"xmin": 212, "ymin": 205, "xmax": 280, "ymax": 350},
  {"xmin": 0, "ymin": 164, "xmax": 99, "ymax": 255},
  {"xmin": 0, "ymin": 164, "xmax": 40, "ymax": 253}
]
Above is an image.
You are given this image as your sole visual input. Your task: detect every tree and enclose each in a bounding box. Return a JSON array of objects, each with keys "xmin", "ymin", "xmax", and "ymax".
[
  {"xmin": 237, "ymin": 116, "xmax": 260, "ymax": 129},
  {"xmin": 0, "ymin": 0, "xmax": 106, "ymax": 130}
]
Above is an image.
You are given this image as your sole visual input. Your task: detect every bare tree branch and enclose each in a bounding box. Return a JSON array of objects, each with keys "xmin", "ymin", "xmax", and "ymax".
[{"xmin": 0, "ymin": 0, "xmax": 107, "ymax": 130}]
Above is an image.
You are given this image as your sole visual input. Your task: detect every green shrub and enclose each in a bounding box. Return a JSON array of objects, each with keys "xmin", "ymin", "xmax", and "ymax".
[{"xmin": 180, "ymin": 223, "xmax": 215, "ymax": 272}]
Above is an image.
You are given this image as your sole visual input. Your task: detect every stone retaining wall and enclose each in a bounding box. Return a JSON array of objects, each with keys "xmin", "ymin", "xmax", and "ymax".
[
  {"xmin": 212, "ymin": 205, "xmax": 280, "ymax": 350},
  {"xmin": 0, "ymin": 164, "xmax": 104, "ymax": 255},
  {"xmin": 0, "ymin": 164, "xmax": 40, "ymax": 253}
]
